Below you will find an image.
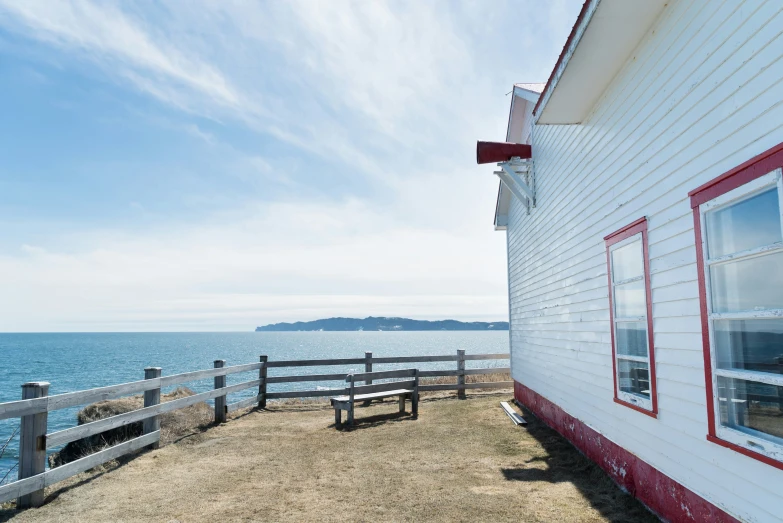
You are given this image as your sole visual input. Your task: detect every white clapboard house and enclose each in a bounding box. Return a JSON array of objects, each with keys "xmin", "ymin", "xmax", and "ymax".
[{"xmin": 478, "ymin": 1, "xmax": 783, "ymax": 521}]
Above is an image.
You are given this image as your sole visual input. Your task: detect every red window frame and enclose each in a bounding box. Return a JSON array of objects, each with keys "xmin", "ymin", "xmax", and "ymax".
[
  {"xmin": 604, "ymin": 217, "xmax": 658, "ymax": 417},
  {"xmin": 689, "ymin": 141, "xmax": 783, "ymax": 471}
]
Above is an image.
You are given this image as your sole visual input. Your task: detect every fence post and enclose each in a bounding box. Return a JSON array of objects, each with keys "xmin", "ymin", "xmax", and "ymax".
[
  {"xmin": 17, "ymin": 381, "xmax": 49, "ymax": 509},
  {"xmin": 258, "ymin": 355, "xmax": 268, "ymax": 409},
  {"xmin": 214, "ymin": 360, "xmax": 226, "ymax": 423},
  {"xmin": 362, "ymin": 351, "xmax": 373, "ymax": 406},
  {"xmin": 143, "ymin": 367, "xmax": 162, "ymax": 449},
  {"xmin": 457, "ymin": 349, "xmax": 466, "ymax": 399}
]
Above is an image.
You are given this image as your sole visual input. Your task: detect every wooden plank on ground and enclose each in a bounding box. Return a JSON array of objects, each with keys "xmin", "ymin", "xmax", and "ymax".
[{"xmin": 500, "ymin": 401, "xmax": 527, "ymax": 426}]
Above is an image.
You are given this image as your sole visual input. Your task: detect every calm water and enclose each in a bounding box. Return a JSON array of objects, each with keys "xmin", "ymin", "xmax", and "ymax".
[{"xmin": 0, "ymin": 331, "xmax": 509, "ymax": 479}]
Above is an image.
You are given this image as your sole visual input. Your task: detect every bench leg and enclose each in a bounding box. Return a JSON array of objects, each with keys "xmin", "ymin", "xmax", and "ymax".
[
  {"xmin": 347, "ymin": 402, "xmax": 354, "ymax": 427},
  {"xmin": 334, "ymin": 407, "xmax": 341, "ymax": 427},
  {"xmin": 399, "ymin": 395, "xmax": 405, "ymax": 413},
  {"xmin": 412, "ymin": 392, "xmax": 418, "ymax": 417}
]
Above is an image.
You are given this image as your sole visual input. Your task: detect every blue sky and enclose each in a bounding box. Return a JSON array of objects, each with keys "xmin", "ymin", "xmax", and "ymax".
[{"xmin": 0, "ymin": 0, "xmax": 581, "ymax": 332}]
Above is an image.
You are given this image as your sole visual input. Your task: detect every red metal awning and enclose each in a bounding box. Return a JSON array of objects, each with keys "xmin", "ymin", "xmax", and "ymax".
[{"xmin": 476, "ymin": 141, "xmax": 532, "ymax": 164}]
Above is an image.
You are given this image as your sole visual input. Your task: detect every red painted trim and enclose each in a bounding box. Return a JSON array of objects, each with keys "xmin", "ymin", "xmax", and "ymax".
[
  {"xmin": 690, "ymin": 141, "xmax": 783, "ymax": 470},
  {"xmin": 604, "ymin": 217, "xmax": 658, "ymax": 416},
  {"xmin": 613, "ymin": 397, "xmax": 656, "ymax": 418},
  {"xmin": 693, "ymin": 209, "xmax": 717, "ymax": 437},
  {"xmin": 707, "ymin": 434, "xmax": 783, "ymax": 472},
  {"xmin": 515, "ymin": 382, "xmax": 741, "ymax": 523},
  {"xmin": 603, "ymin": 216, "xmax": 646, "ymax": 244},
  {"xmin": 532, "ymin": 0, "xmax": 594, "ymax": 117},
  {"xmin": 689, "ymin": 140, "xmax": 783, "ymax": 207}
]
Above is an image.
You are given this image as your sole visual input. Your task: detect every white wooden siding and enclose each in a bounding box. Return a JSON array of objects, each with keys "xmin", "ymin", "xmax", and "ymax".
[{"xmin": 507, "ymin": 1, "xmax": 783, "ymax": 521}]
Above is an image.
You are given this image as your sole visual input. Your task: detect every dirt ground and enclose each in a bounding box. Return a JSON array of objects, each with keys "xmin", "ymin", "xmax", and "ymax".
[{"xmin": 1, "ymin": 393, "xmax": 657, "ymax": 523}]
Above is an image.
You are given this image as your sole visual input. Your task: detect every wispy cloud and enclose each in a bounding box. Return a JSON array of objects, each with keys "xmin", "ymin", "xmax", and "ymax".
[{"xmin": 0, "ymin": 0, "xmax": 583, "ymax": 331}]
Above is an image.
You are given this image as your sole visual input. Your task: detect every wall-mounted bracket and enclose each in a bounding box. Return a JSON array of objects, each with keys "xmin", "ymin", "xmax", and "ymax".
[{"xmin": 494, "ymin": 157, "xmax": 535, "ymax": 214}]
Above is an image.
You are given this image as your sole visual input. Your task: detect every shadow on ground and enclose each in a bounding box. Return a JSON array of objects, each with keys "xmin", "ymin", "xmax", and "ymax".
[
  {"xmin": 334, "ymin": 409, "xmax": 417, "ymax": 431},
  {"xmin": 501, "ymin": 401, "xmax": 659, "ymax": 523}
]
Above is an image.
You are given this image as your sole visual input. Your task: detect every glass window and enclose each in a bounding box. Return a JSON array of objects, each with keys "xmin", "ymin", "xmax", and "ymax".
[
  {"xmin": 697, "ymin": 168, "xmax": 783, "ymax": 463},
  {"xmin": 611, "ymin": 240, "xmax": 644, "ymax": 281},
  {"xmin": 618, "ymin": 360, "xmax": 651, "ymax": 398},
  {"xmin": 606, "ymin": 224, "xmax": 655, "ymax": 414},
  {"xmin": 715, "ymin": 319, "xmax": 783, "ymax": 375},
  {"xmin": 706, "ymin": 188, "xmax": 782, "ymax": 258},
  {"xmin": 616, "ymin": 322, "xmax": 648, "ymax": 358},
  {"xmin": 614, "ymin": 279, "xmax": 646, "ymax": 318},
  {"xmin": 709, "ymin": 251, "xmax": 783, "ymax": 313},
  {"xmin": 717, "ymin": 376, "xmax": 783, "ymax": 444}
]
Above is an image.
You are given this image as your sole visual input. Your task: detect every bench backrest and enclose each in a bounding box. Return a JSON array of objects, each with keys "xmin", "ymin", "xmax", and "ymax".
[{"xmin": 346, "ymin": 368, "xmax": 419, "ymax": 399}]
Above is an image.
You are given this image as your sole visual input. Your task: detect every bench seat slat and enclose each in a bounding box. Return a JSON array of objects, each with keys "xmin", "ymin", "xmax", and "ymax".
[{"xmin": 331, "ymin": 389, "xmax": 411, "ymax": 404}]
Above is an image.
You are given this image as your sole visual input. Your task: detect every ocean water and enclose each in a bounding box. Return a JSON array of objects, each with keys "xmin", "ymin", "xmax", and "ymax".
[{"xmin": 0, "ymin": 331, "xmax": 509, "ymax": 480}]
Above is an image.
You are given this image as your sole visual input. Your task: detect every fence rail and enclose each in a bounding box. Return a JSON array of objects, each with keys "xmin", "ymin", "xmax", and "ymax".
[{"xmin": 0, "ymin": 350, "xmax": 509, "ymax": 508}]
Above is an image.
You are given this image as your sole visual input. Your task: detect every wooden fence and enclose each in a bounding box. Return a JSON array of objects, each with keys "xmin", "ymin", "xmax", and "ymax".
[{"xmin": 0, "ymin": 350, "xmax": 509, "ymax": 508}]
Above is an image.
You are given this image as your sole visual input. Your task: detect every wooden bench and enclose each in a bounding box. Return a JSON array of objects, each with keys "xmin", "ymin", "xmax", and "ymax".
[{"xmin": 331, "ymin": 369, "xmax": 419, "ymax": 427}]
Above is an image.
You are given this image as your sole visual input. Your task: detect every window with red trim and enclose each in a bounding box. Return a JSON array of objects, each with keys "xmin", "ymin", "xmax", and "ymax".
[
  {"xmin": 605, "ymin": 218, "xmax": 658, "ymax": 417},
  {"xmin": 691, "ymin": 143, "xmax": 783, "ymax": 468}
]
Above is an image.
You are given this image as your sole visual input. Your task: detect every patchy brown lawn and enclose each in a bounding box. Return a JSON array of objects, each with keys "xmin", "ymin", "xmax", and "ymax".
[{"xmin": 1, "ymin": 392, "xmax": 657, "ymax": 523}]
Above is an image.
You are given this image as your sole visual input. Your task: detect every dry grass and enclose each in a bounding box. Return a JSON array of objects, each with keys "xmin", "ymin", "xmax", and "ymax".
[
  {"xmin": 49, "ymin": 388, "xmax": 213, "ymax": 467},
  {"xmin": 1, "ymin": 393, "xmax": 656, "ymax": 523}
]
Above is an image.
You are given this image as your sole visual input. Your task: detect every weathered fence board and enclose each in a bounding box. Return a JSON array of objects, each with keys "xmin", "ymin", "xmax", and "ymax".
[
  {"xmin": 265, "ymin": 373, "xmax": 348, "ymax": 384},
  {"xmin": 266, "ymin": 358, "xmax": 365, "ymax": 368},
  {"xmin": 463, "ymin": 354, "xmax": 508, "ymax": 361},
  {"xmin": 419, "ymin": 381, "xmax": 513, "ymax": 392},
  {"xmin": 417, "ymin": 367, "xmax": 511, "ymax": 378},
  {"xmin": 0, "ymin": 362, "xmax": 266, "ymax": 421},
  {"xmin": 348, "ymin": 369, "xmax": 418, "ymax": 381},
  {"xmin": 159, "ymin": 361, "xmax": 263, "ymax": 387},
  {"xmin": 0, "ymin": 431, "xmax": 160, "ymax": 505},
  {"xmin": 370, "ymin": 355, "xmax": 457, "ymax": 364},
  {"xmin": 265, "ymin": 389, "xmax": 349, "ymax": 399},
  {"xmin": 46, "ymin": 379, "xmax": 261, "ymax": 448},
  {"xmin": 351, "ymin": 380, "xmax": 416, "ymax": 395}
]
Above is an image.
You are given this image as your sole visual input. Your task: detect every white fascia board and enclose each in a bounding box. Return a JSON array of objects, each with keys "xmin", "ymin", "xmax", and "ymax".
[
  {"xmin": 512, "ymin": 85, "xmax": 542, "ymax": 104},
  {"xmin": 535, "ymin": 0, "xmax": 668, "ymax": 124}
]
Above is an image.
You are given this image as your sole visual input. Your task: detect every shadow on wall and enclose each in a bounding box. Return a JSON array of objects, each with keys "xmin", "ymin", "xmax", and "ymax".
[{"xmin": 501, "ymin": 405, "xmax": 660, "ymax": 523}]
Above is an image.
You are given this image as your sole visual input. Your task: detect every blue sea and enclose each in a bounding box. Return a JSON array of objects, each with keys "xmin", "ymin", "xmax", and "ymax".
[{"xmin": 0, "ymin": 331, "xmax": 509, "ymax": 480}]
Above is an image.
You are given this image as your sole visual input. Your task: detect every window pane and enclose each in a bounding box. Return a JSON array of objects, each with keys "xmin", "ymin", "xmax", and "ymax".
[
  {"xmin": 617, "ymin": 359, "xmax": 650, "ymax": 398},
  {"xmin": 614, "ymin": 280, "xmax": 646, "ymax": 318},
  {"xmin": 706, "ymin": 188, "xmax": 782, "ymax": 259},
  {"xmin": 616, "ymin": 322, "xmax": 648, "ymax": 358},
  {"xmin": 715, "ymin": 319, "xmax": 783, "ymax": 375},
  {"xmin": 611, "ymin": 239, "xmax": 643, "ymax": 282},
  {"xmin": 710, "ymin": 251, "xmax": 783, "ymax": 313},
  {"xmin": 717, "ymin": 376, "xmax": 783, "ymax": 445}
]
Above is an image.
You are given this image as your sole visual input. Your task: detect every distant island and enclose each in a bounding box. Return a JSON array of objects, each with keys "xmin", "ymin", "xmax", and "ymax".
[{"xmin": 255, "ymin": 317, "xmax": 509, "ymax": 332}]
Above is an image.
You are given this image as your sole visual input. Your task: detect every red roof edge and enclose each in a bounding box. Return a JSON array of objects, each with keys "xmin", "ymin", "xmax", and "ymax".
[{"xmin": 532, "ymin": 0, "xmax": 594, "ymax": 117}]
